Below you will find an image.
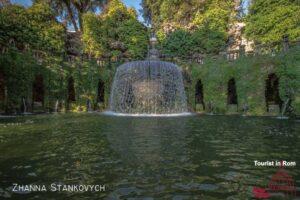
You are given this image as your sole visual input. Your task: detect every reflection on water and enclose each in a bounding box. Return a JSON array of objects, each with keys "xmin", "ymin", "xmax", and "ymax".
[{"xmin": 0, "ymin": 114, "xmax": 299, "ymax": 199}]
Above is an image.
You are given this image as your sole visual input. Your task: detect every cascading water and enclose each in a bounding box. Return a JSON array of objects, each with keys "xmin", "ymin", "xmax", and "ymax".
[
  {"xmin": 54, "ymin": 99, "xmax": 59, "ymax": 113},
  {"xmin": 106, "ymin": 33, "xmax": 189, "ymax": 116},
  {"xmin": 22, "ymin": 97, "xmax": 27, "ymax": 114}
]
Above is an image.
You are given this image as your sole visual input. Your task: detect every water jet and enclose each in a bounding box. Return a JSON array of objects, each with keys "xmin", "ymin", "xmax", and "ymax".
[{"xmin": 107, "ymin": 34, "xmax": 189, "ymax": 116}]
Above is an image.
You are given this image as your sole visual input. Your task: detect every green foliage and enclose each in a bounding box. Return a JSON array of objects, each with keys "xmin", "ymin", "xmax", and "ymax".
[
  {"xmin": 82, "ymin": 0, "xmax": 148, "ymax": 59},
  {"xmin": 245, "ymin": 0, "xmax": 300, "ymax": 45},
  {"xmin": 158, "ymin": 28, "xmax": 226, "ymax": 56},
  {"xmin": 0, "ymin": 51, "xmax": 36, "ymax": 111},
  {"xmin": 276, "ymin": 46, "xmax": 300, "ymax": 115},
  {"xmin": 0, "ymin": 2, "xmax": 113, "ymax": 113},
  {"xmin": 0, "ymin": 3, "xmax": 66, "ymax": 53},
  {"xmin": 143, "ymin": 0, "xmax": 234, "ymax": 56},
  {"xmin": 0, "ymin": 5, "xmax": 33, "ymax": 49},
  {"xmin": 159, "ymin": 29, "xmax": 193, "ymax": 57},
  {"xmin": 142, "ymin": 0, "xmax": 206, "ymax": 27},
  {"xmin": 188, "ymin": 46, "xmax": 300, "ymax": 116},
  {"xmin": 0, "ymin": 0, "xmax": 299, "ymax": 117},
  {"xmin": 192, "ymin": 0, "xmax": 232, "ymax": 32},
  {"xmin": 62, "ymin": 58, "xmax": 113, "ymax": 112},
  {"xmin": 27, "ymin": 2, "xmax": 66, "ymax": 53},
  {"xmin": 0, "ymin": 48, "xmax": 114, "ymax": 113}
]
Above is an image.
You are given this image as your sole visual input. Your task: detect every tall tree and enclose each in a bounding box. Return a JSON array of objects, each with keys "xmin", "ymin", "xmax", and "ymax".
[
  {"xmin": 34, "ymin": 0, "xmax": 107, "ymax": 32},
  {"xmin": 0, "ymin": 2, "xmax": 66, "ymax": 52},
  {"xmin": 82, "ymin": 0, "xmax": 148, "ymax": 59},
  {"xmin": 142, "ymin": 0, "xmax": 234, "ymax": 55},
  {"xmin": 245, "ymin": 0, "xmax": 300, "ymax": 45},
  {"xmin": 72, "ymin": 0, "xmax": 107, "ymax": 31}
]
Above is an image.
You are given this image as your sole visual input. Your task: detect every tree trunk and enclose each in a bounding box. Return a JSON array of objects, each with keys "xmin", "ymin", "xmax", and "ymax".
[
  {"xmin": 63, "ymin": 0, "xmax": 79, "ymax": 32},
  {"xmin": 78, "ymin": 12, "xmax": 83, "ymax": 32}
]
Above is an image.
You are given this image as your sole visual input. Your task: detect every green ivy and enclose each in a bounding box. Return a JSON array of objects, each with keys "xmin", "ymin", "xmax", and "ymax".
[{"xmin": 188, "ymin": 46, "xmax": 300, "ymax": 116}]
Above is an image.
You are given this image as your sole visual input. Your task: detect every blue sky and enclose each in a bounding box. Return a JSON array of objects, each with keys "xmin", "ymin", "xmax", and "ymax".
[{"xmin": 11, "ymin": 0, "xmax": 144, "ymax": 21}]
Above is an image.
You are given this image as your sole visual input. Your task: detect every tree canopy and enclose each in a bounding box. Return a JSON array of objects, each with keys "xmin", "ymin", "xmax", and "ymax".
[
  {"xmin": 0, "ymin": 2, "xmax": 66, "ymax": 53},
  {"xmin": 82, "ymin": 0, "xmax": 148, "ymax": 59},
  {"xmin": 142, "ymin": 0, "xmax": 236, "ymax": 56},
  {"xmin": 34, "ymin": 0, "xmax": 107, "ymax": 32},
  {"xmin": 245, "ymin": 0, "xmax": 300, "ymax": 45}
]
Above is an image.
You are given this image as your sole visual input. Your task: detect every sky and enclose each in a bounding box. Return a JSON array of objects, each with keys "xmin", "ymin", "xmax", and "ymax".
[{"xmin": 11, "ymin": 0, "xmax": 144, "ymax": 21}]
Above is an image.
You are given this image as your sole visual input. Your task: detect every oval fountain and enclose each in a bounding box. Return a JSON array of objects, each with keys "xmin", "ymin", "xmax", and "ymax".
[{"xmin": 104, "ymin": 35, "xmax": 191, "ymax": 117}]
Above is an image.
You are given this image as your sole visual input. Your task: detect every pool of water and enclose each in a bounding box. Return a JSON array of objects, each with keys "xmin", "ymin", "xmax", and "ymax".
[{"xmin": 0, "ymin": 113, "xmax": 299, "ymax": 199}]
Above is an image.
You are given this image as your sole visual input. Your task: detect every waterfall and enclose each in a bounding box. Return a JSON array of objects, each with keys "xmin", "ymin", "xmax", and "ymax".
[
  {"xmin": 54, "ymin": 99, "xmax": 59, "ymax": 113},
  {"xmin": 87, "ymin": 99, "xmax": 92, "ymax": 112},
  {"xmin": 22, "ymin": 97, "xmax": 27, "ymax": 114}
]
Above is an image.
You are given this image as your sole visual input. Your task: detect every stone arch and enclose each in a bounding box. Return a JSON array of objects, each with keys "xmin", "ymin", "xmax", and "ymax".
[
  {"xmin": 0, "ymin": 71, "xmax": 5, "ymax": 101},
  {"xmin": 227, "ymin": 78, "xmax": 238, "ymax": 105},
  {"xmin": 265, "ymin": 73, "xmax": 282, "ymax": 111},
  {"xmin": 67, "ymin": 77, "xmax": 76, "ymax": 102},
  {"xmin": 32, "ymin": 74, "xmax": 44, "ymax": 104},
  {"xmin": 97, "ymin": 79, "xmax": 105, "ymax": 103},
  {"xmin": 195, "ymin": 79, "xmax": 205, "ymax": 109}
]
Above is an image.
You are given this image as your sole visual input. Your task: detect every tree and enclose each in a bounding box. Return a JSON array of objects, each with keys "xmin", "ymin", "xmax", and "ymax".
[
  {"xmin": 141, "ymin": 0, "xmax": 207, "ymax": 28},
  {"xmin": 142, "ymin": 0, "xmax": 234, "ymax": 56},
  {"xmin": 72, "ymin": 0, "xmax": 107, "ymax": 31},
  {"xmin": 0, "ymin": 5, "xmax": 32, "ymax": 49},
  {"xmin": 34, "ymin": 0, "xmax": 107, "ymax": 32},
  {"xmin": 82, "ymin": 0, "xmax": 148, "ymax": 59},
  {"xmin": 245, "ymin": 0, "xmax": 300, "ymax": 45},
  {"xmin": 27, "ymin": 2, "xmax": 66, "ymax": 53},
  {"xmin": 0, "ymin": 2, "xmax": 66, "ymax": 53}
]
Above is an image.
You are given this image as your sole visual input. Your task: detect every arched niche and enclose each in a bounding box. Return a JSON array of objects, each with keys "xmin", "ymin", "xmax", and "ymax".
[
  {"xmin": 68, "ymin": 77, "xmax": 76, "ymax": 102},
  {"xmin": 97, "ymin": 79, "xmax": 105, "ymax": 103},
  {"xmin": 32, "ymin": 74, "xmax": 44, "ymax": 104},
  {"xmin": 265, "ymin": 73, "xmax": 282, "ymax": 111},
  {"xmin": 195, "ymin": 79, "xmax": 205, "ymax": 109},
  {"xmin": 227, "ymin": 78, "xmax": 238, "ymax": 105}
]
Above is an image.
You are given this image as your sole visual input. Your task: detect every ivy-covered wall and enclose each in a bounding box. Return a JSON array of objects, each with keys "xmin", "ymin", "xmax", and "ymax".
[
  {"xmin": 0, "ymin": 49, "xmax": 115, "ymax": 114},
  {"xmin": 65, "ymin": 58, "xmax": 115, "ymax": 112},
  {"xmin": 0, "ymin": 46, "xmax": 299, "ymax": 116},
  {"xmin": 185, "ymin": 46, "xmax": 300, "ymax": 116}
]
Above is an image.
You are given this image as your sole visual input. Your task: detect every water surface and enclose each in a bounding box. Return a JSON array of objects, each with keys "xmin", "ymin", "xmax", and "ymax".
[{"xmin": 0, "ymin": 114, "xmax": 299, "ymax": 199}]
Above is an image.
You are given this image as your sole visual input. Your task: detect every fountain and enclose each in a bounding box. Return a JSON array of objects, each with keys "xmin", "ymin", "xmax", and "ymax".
[
  {"xmin": 54, "ymin": 99, "xmax": 59, "ymax": 113},
  {"xmin": 87, "ymin": 99, "xmax": 92, "ymax": 113},
  {"xmin": 106, "ymin": 33, "xmax": 190, "ymax": 116},
  {"xmin": 21, "ymin": 97, "xmax": 30, "ymax": 114}
]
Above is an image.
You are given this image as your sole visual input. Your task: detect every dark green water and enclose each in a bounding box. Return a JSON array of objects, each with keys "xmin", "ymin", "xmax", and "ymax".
[{"xmin": 0, "ymin": 113, "xmax": 299, "ymax": 199}]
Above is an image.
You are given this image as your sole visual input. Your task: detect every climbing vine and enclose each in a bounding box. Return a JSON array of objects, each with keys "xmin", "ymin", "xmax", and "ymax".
[{"xmin": 188, "ymin": 46, "xmax": 300, "ymax": 116}]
